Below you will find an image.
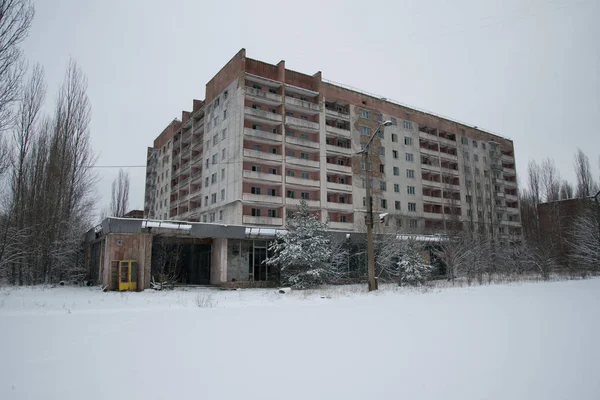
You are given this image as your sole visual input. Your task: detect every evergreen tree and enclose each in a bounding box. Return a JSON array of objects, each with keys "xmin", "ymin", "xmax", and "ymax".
[
  {"xmin": 266, "ymin": 200, "xmax": 332, "ymax": 289},
  {"xmin": 398, "ymin": 246, "xmax": 432, "ymax": 286}
]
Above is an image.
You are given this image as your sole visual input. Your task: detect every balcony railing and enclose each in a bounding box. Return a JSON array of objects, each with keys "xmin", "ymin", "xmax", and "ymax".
[
  {"xmin": 243, "ymin": 149, "xmax": 283, "ymax": 162},
  {"xmin": 325, "ymin": 108, "xmax": 350, "ymax": 120},
  {"xmin": 284, "ymin": 96, "xmax": 320, "ymax": 112},
  {"xmin": 286, "ymin": 135, "xmax": 319, "ymax": 149},
  {"xmin": 242, "ymin": 216, "xmax": 283, "ymax": 226},
  {"xmin": 327, "ymin": 202, "xmax": 354, "ymax": 211},
  {"xmin": 326, "ymin": 163, "xmax": 352, "ymax": 174},
  {"xmin": 243, "ymin": 170, "xmax": 283, "ymax": 183},
  {"xmin": 326, "ymin": 144, "xmax": 352, "ymax": 156},
  {"xmin": 244, "ymin": 127, "xmax": 282, "ymax": 143},
  {"xmin": 423, "ymin": 195, "xmax": 443, "ymax": 204},
  {"xmin": 245, "ymin": 86, "xmax": 283, "ymax": 103},
  {"xmin": 286, "ymin": 157, "xmax": 320, "ymax": 169},
  {"xmin": 328, "ymin": 221, "xmax": 354, "ymax": 230},
  {"xmin": 244, "ymin": 107, "xmax": 283, "ymax": 123},
  {"xmin": 242, "ymin": 193, "xmax": 283, "ymax": 205},
  {"xmin": 285, "ymin": 176, "xmax": 320, "ymax": 188},
  {"xmin": 325, "ymin": 125, "xmax": 351, "ymax": 138},
  {"xmin": 286, "ymin": 198, "xmax": 321, "ymax": 208},
  {"xmin": 326, "ymin": 181, "xmax": 352, "ymax": 192},
  {"xmin": 285, "ymin": 116, "xmax": 319, "ymax": 131}
]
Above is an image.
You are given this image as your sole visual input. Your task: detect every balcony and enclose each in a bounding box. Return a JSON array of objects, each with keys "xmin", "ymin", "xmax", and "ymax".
[
  {"xmin": 243, "ymin": 216, "xmax": 283, "ymax": 226},
  {"xmin": 284, "ymin": 96, "xmax": 320, "ymax": 112},
  {"xmin": 242, "ymin": 193, "xmax": 283, "ymax": 205},
  {"xmin": 424, "ymin": 212, "xmax": 444, "ymax": 220},
  {"xmin": 504, "ymin": 180, "xmax": 518, "ymax": 188},
  {"xmin": 245, "ymin": 86, "xmax": 282, "ymax": 103},
  {"xmin": 326, "ymin": 163, "xmax": 352, "ymax": 174},
  {"xmin": 440, "ymin": 167, "xmax": 459, "ymax": 176},
  {"xmin": 420, "ymin": 148, "xmax": 439, "ymax": 158},
  {"xmin": 327, "ymin": 202, "xmax": 354, "ymax": 211},
  {"xmin": 243, "ymin": 170, "xmax": 283, "ymax": 183},
  {"xmin": 438, "ymin": 151, "xmax": 458, "ymax": 161},
  {"xmin": 286, "ymin": 116, "xmax": 319, "ymax": 131},
  {"xmin": 505, "ymin": 193, "xmax": 518, "ymax": 201},
  {"xmin": 326, "ymin": 181, "xmax": 352, "ymax": 193},
  {"xmin": 286, "ymin": 136, "xmax": 319, "ymax": 149},
  {"xmin": 423, "ymin": 195, "xmax": 443, "ymax": 204},
  {"xmin": 502, "ymin": 154, "xmax": 514, "ymax": 162},
  {"xmin": 243, "ymin": 149, "xmax": 282, "ymax": 163},
  {"xmin": 286, "ymin": 176, "xmax": 320, "ymax": 188},
  {"xmin": 329, "ymin": 221, "xmax": 354, "ymax": 230},
  {"xmin": 504, "ymin": 220, "xmax": 521, "ymax": 227},
  {"xmin": 244, "ymin": 107, "xmax": 283, "ymax": 123},
  {"xmin": 244, "ymin": 128, "xmax": 282, "ymax": 143},
  {"xmin": 191, "ymin": 171, "xmax": 202, "ymax": 183},
  {"xmin": 325, "ymin": 125, "xmax": 351, "ymax": 138},
  {"xmin": 286, "ymin": 157, "xmax": 320, "ymax": 169},
  {"xmin": 503, "ymin": 167, "xmax": 516, "ymax": 175},
  {"xmin": 286, "ymin": 198, "xmax": 321, "ymax": 208},
  {"xmin": 422, "ymin": 180, "xmax": 442, "ymax": 189},
  {"xmin": 325, "ymin": 108, "xmax": 350, "ymax": 120},
  {"xmin": 326, "ymin": 144, "xmax": 352, "ymax": 156}
]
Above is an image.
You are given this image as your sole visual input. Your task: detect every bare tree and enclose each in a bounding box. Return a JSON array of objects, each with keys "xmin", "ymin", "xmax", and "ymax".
[
  {"xmin": 0, "ymin": 0, "xmax": 35, "ymax": 177},
  {"xmin": 110, "ymin": 168, "xmax": 130, "ymax": 217},
  {"xmin": 570, "ymin": 204, "xmax": 600, "ymax": 276},
  {"xmin": 574, "ymin": 149, "xmax": 597, "ymax": 199},
  {"xmin": 559, "ymin": 180, "xmax": 574, "ymax": 200},
  {"xmin": 540, "ymin": 158, "xmax": 561, "ymax": 202}
]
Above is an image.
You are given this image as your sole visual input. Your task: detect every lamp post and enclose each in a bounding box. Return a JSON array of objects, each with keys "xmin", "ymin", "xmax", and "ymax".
[{"xmin": 359, "ymin": 120, "xmax": 392, "ymax": 291}]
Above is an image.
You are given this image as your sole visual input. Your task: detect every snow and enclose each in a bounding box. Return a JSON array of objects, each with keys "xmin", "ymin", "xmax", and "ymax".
[
  {"xmin": 142, "ymin": 220, "xmax": 192, "ymax": 230},
  {"xmin": 1, "ymin": 279, "xmax": 599, "ymax": 400}
]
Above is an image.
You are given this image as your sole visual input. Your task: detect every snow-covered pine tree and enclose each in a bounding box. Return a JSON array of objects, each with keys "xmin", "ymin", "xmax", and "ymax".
[
  {"xmin": 265, "ymin": 200, "xmax": 332, "ymax": 289},
  {"xmin": 398, "ymin": 246, "xmax": 432, "ymax": 286}
]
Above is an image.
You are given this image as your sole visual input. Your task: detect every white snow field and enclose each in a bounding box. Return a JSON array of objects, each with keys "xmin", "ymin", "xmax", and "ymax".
[{"xmin": 1, "ymin": 279, "xmax": 599, "ymax": 400}]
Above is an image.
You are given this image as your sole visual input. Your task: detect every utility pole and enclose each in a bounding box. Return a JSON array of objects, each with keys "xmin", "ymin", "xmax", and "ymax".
[
  {"xmin": 593, "ymin": 190, "xmax": 600, "ymax": 268},
  {"xmin": 359, "ymin": 120, "xmax": 392, "ymax": 292}
]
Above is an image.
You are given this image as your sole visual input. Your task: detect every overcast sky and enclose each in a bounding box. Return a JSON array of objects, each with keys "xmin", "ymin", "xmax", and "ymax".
[{"xmin": 21, "ymin": 0, "xmax": 600, "ymax": 216}]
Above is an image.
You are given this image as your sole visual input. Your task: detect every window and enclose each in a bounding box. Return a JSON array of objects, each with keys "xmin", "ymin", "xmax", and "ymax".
[
  {"xmin": 219, "ymin": 210, "xmax": 223, "ymax": 220},
  {"xmin": 392, "ymin": 133, "xmax": 398, "ymax": 142},
  {"xmin": 211, "ymin": 193, "xmax": 217, "ymax": 204},
  {"xmin": 381, "ymin": 199, "xmax": 387, "ymax": 209},
  {"xmin": 269, "ymin": 88, "xmax": 277, "ymax": 94},
  {"xmin": 251, "ymin": 187, "xmax": 261, "ymax": 195},
  {"xmin": 408, "ymin": 202, "xmax": 417, "ymax": 212},
  {"xmin": 461, "ymin": 137, "xmax": 469, "ymax": 145},
  {"xmin": 267, "ymin": 188, "xmax": 277, "ymax": 196},
  {"xmin": 360, "ymin": 109, "xmax": 370, "ymax": 119},
  {"xmin": 393, "ymin": 150, "xmax": 398, "ymax": 159},
  {"xmin": 202, "ymin": 214, "xmax": 207, "ymax": 222},
  {"xmin": 286, "ymin": 112, "xmax": 294, "ymax": 117},
  {"xmin": 379, "ymin": 147, "xmax": 385, "ymax": 156},
  {"xmin": 407, "ymin": 186, "xmax": 415, "ymax": 195},
  {"xmin": 252, "ymin": 104, "xmax": 261, "ymax": 110},
  {"xmin": 212, "ymin": 154, "xmax": 217, "ymax": 164},
  {"xmin": 380, "ymin": 181, "xmax": 386, "ymax": 191},
  {"xmin": 301, "ymin": 192, "xmax": 310, "ymax": 200},
  {"xmin": 361, "ymin": 160, "xmax": 372, "ymax": 171},
  {"xmin": 287, "ymin": 170, "xmax": 295, "ymax": 177},
  {"xmin": 287, "ymin": 150, "xmax": 295, "ymax": 157},
  {"xmin": 472, "ymin": 140, "xmax": 477, "ymax": 148},
  {"xmin": 221, "ymin": 149, "xmax": 226, "ymax": 160},
  {"xmin": 207, "ymin": 121, "xmax": 211, "ymax": 131},
  {"xmin": 224, "ymin": 90, "xmax": 228, "ymax": 99},
  {"xmin": 213, "ymin": 134, "xmax": 218, "ymax": 146},
  {"xmin": 403, "ymin": 120, "xmax": 413, "ymax": 130},
  {"xmin": 300, "ymin": 134, "xmax": 309, "ymax": 140},
  {"xmin": 339, "ymin": 196, "xmax": 346, "ymax": 204},
  {"xmin": 204, "ymin": 195, "xmax": 208, "ymax": 206},
  {"xmin": 483, "ymin": 156, "xmax": 487, "ymax": 164},
  {"xmin": 222, "ymin": 129, "xmax": 226, "ymax": 141},
  {"xmin": 474, "ymin": 154, "xmax": 479, "ymax": 162},
  {"xmin": 221, "ymin": 189, "xmax": 225, "ymax": 201},
  {"xmin": 251, "ymin": 208, "xmax": 261, "ymax": 216},
  {"xmin": 409, "ymin": 220, "xmax": 418, "ymax": 228},
  {"xmin": 206, "ymin": 158, "xmax": 209, "ymax": 168},
  {"xmin": 300, "ymin": 115, "xmax": 308, "ymax": 120},
  {"xmin": 463, "ymin": 152, "xmax": 470, "ymax": 161},
  {"xmin": 287, "ymin": 190, "xmax": 295, "ymax": 199},
  {"xmin": 376, "ymin": 114, "xmax": 383, "ymax": 123},
  {"xmin": 466, "ymin": 180, "xmax": 472, "ymax": 188},
  {"xmin": 215, "ymin": 97, "xmax": 220, "ymax": 107},
  {"xmin": 391, "ymin": 118, "xmax": 397, "ymax": 126},
  {"xmin": 211, "ymin": 173, "xmax": 217, "ymax": 184},
  {"xmin": 268, "ymin": 168, "xmax": 277, "ymax": 174},
  {"xmin": 404, "ymin": 137, "xmax": 413, "ymax": 146},
  {"xmin": 268, "ymin": 209, "xmax": 277, "ymax": 218},
  {"xmin": 301, "ymin": 172, "xmax": 309, "ymax": 179},
  {"xmin": 223, "ymin": 109, "xmax": 227, "ymax": 119},
  {"xmin": 379, "ymin": 164, "xmax": 385, "ymax": 173},
  {"xmin": 209, "ymin": 213, "xmax": 215, "ymax": 223},
  {"xmin": 252, "ymin": 124, "xmax": 261, "ymax": 131},
  {"xmin": 394, "ymin": 183, "xmax": 400, "ymax": 192},
  {"xmin": 251, "ymin": 165, "xmax": 261, "ymax": 172},
  {"xmin": 214, "ymin": 116, "xmax": 219, "ymax": 126},
  {"xmin": 395, "ymin": 201, "xmax": 401, "ymax": 210},
  {"xmin": 482, "ymin": 143, "xmax": 486, "ymax": 150},
  {"xmin": 300, "ymin": 153, "xmax": 309, "ymax": 160},
  {"xmin": 405, "ymin": 153, "xmax": 414, "ymax": 162},
  {"xmin": 378, "ymin": 128, "xmax": 384, "ymax": 139},
  {"xmin": 484, "ymin": 170, "xmax": 489, "ymax": 177},
  {"xmin": 205, "ymin": 177, "xmax": 209, "ymax": 187},
  {"xmin": 340, "ymin": 215, "xmax": 347, "ymax": 223},
  {"xmin": 360, "ymin": 126, "xmax": 371, "ymax": 136},
  {"xmin": 393, "ymin": 166, "xmax": 399, "ymax": 176}
]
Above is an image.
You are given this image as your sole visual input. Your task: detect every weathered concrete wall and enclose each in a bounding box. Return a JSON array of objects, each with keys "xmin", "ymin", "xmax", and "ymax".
[{"xmin": 101, "ymin": 233, "xmax": 153, "ymax": 290}]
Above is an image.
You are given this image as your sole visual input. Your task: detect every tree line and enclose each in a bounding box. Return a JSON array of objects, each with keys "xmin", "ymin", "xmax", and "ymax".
[{"xmin": 0, "ymin": 0, "xmax": 97, "ymax": 285}]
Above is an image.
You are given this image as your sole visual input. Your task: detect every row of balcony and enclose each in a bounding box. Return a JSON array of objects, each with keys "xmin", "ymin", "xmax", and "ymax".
[{"xmin": 242, "ymin": 215, "xmax": 354, "ymax": 230}]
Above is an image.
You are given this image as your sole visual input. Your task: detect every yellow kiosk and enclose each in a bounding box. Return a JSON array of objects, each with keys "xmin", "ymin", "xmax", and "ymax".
[{"xmin": 118, "ymin": 260, "xmax": 138, "ymax": 291}]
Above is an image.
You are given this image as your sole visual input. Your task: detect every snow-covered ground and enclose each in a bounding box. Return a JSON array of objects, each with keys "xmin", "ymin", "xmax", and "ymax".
[{"xmin": 1, "ymin": 279, "xmax": 598, "ymax": 400}]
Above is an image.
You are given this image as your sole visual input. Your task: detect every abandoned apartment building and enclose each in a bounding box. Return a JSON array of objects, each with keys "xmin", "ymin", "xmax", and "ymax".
[{"xmin": 84, "ymin": 48, "xmax": 520, "ymax": 290}]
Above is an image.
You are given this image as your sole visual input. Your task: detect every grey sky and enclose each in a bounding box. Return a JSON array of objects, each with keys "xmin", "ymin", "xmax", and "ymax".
[{"xmin": 22, "ymin": 0, "xmax": 600, "ymax": 216}]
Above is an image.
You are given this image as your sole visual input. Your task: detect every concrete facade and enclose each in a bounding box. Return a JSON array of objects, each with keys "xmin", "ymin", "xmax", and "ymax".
[{"xmin": 144, "ymin": 49, "xmax": 521, "ymax": 241}]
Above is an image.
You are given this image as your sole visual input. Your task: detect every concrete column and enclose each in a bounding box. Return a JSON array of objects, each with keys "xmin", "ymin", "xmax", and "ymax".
[
  {"xmin": 319, "ymin": 95, "xmax": 328, "ymax": 223},
  {"xmin": 211, "ymin": 238, "xmax": 228, "ymax": 285}
]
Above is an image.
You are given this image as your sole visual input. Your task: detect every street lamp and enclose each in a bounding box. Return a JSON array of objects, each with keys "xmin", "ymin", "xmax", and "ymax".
[{"xmin": 358, "ymin": 120, "xmax": 392, "ymax": 291}]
